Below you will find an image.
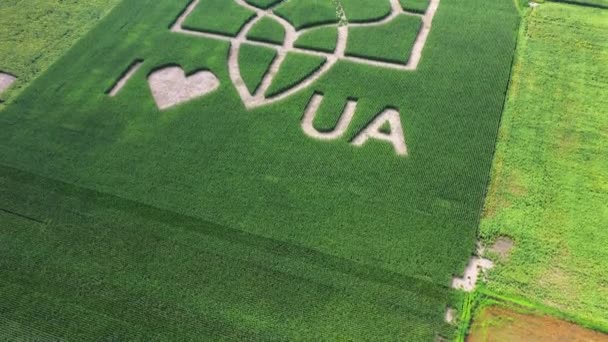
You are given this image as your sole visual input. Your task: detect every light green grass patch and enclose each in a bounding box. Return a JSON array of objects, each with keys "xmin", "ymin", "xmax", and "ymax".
[
  {"xmin": 481, "ymin": 2, "xmax": 608, "ymax": 329},
  {"xmin": 0, "ymin": 0, "xmax": 121, "ymax": 105}
]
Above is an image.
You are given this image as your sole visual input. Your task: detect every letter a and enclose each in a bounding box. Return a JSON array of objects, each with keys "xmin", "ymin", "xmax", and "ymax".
[
  {"xmin": 301, "ymin": 93, "xmax": 358, "ymax": 140},
  {"xmin": 352, "ymin": 109, "xmax": 408, "ymax": 156}
]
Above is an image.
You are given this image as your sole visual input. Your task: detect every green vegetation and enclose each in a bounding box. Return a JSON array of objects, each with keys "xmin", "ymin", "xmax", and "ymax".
[
  {"xmin": 246, "ymin": 17, "xmax": 285, "ymax": 45},
  {"xmin": 0, "ymin": 0, "xmax": 520, "ymax": 339},
  {"xmin": 182, "ymin": 0, "xmax": 255, "ymax": 36},
  {"xmin": 266, "ymin": 53, "xmax": 326, "ymax": 97},
  {"xmin": 0, "ymin": 167, "xmax": 454, "ymax": 340},
  {"xmin": 246, "ymin": 0, "xmax": 283, "ymax": 9},
  {"xmin": 346, "ymin": 15, "xmax": 422, "ymax": 64},
  {"xmin": 480, "ymin": 2, "xmax": 608, "ymax": 330},
  {"xmin": 341, "ymin": 0, "xmax": 393, "ymax": 22},
  {"xmin": 0, "ymin": 0, "xmax": 120, "ymax": 106},
  {"xmin": 274, "ymin": 0, "xmax": 338, "ymax": 29},
  {"xmin": 239, "ymin": 44, "xmax": 277, "ymax": 94},
  {"xmin": 294, "ymin": 26, "xmax": 338, "ymax": 53},
  {"xmin": 548, "ymin": 0, "xmax": 608, "ymax": 8},
  {"xmin": 400, "ymin": 0, "xmax": 431, "ymax": 13},
  {"xmin": 274, "ymin": 0, "xmax": 395, "ymax": 29}
]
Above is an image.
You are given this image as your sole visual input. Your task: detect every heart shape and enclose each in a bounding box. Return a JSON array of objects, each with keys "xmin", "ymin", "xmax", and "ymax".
[{"xmin": 148, "ymin": 66, "xmax": 220, "ymax": 110}]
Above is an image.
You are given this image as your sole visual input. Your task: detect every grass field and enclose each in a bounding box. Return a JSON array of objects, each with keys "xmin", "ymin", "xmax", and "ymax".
[
  {"xmin": 0, "ymin": 0, "xmax": 520, "ymax": 339},
  {"xmin": 0, "ymin": 0, "xmax": 121, "ymax": 106},
  {"xmin": 480, "ymin": 1, "xmax": 608, "ymax": 331}
]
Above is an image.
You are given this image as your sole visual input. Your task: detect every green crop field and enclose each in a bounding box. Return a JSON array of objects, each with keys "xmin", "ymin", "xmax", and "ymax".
[
  {"xmin": 0, "ymin": 0, "xmax": 522, "ymax": 340},
  {"xmin": 480, "ymin": 1, "xmax": 608, "ymax": 331}
]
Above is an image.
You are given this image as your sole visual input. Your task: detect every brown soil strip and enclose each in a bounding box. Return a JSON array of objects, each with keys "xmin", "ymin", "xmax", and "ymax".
[
  {"xmin": 489, "ymin": 237, "xmax": 514, "ymax": 261},
  {"xmin": 468, "ymin": 306, "xmax": 608, "ymax": 342},
  {"xmin": 301, "ymin": 93, "xmax": 358, "ymax": 140},
  {"xmin": 0, "ymin": 72, "xmax": 17, "ymax": 95},
  {"xmin": 108, "ymin": 61, "xmax": 143, "ymax": 97},
  {"xmin": 351, "ymin": 109, "xmax": 408, "ymax": 156}
]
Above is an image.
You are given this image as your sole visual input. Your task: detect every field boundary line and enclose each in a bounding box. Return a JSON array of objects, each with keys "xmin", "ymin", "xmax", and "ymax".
[{"xmin": 0, "ymin": 208, "xmax": 46, "ymax": 225}]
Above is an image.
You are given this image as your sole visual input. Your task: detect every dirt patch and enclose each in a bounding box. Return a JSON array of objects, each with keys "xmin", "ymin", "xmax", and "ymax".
[
  {"xmin": 445, "ymin": 307, "xmax": 457, "ymax": 325},
  {"xmin": 148, "ymin": 66, "xmax": 220, "ymax": 110},
  {"xmin": 301, "ymin": 93, "xmax": 358, "ymax": 140},
  {"xmin": 0, "ymin": 72, "xmax": 17, "ymax": 95},
  {"xmin": 452, "ymin": 256, "xmax": 494, "ymax": 292},
  {"xmin": 468, "ymin": 306, "xmax": 608, "ymax": 342},
  {"xmin": 489, "ymin": 237, "xmax": 514, "ymax": 261}
]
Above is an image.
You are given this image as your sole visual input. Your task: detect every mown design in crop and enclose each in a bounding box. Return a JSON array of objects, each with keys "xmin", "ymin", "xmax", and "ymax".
[
  {"xmin": 0, "ymin": 0, "xmax": 520, "ymax": 339},
  {"xmin": 177, "ymin": 0, "xmax": 439, "ymax": 109}
]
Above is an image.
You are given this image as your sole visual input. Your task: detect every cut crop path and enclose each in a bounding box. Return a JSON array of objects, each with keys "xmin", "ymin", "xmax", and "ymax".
[
  {"xmin": 0, "ymin": 0, "xmax": 520, "ymax": 339},
  {"xmin": 481, "ymin": 2, "xmax": 608, "ymax": 330}
]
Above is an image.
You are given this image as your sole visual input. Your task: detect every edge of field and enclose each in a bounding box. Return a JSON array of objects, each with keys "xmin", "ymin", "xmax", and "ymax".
[
  {"xmin": 455, "ymin": 288, "xmax": 608, "ymax": 341},
  {"xmin": 0, "ymin": 0, "xmax": 123, "ymax": 109},
  {"xmin": 459, "ymin": 0, "xmax": 608, "ymax": 340}
]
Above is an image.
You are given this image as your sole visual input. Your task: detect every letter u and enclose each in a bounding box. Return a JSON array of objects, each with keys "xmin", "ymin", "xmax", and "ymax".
[{"xmin": 301, "ymin": 93, "xmax": 358, "ymax": 140}]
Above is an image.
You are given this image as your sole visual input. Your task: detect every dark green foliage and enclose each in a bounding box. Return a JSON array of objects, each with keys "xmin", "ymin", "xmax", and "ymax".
[
  {"xmin": 342, "ymin": 0, "xmax": 393, "ymax": 22},
  {"xmin": 346, "ymin": 15, "xmax": 422, "ymax": 64},
  {"xmin": 0, "ymin": 0, "xmax": 520, "ymax": 339},
  {"xmin": 246, "ymin": 17, "xmax": 285, "ymax": 45},
  {"xmin": 274, "ymin": 0, "xmax": 338, "ymax": 29},
  {"xmin": 182, "ymin": 0, "xmax": 255, "ymax": 36},
  {"xmin": 265, "ymin": 53, "xmax": 326, "ymax": 97},
  {"xmin": 294, "ymin": 26, "xmax": 338, "ymax": 53},
  {"xmin": 245, "ymin": 0, "xmax": 284, "ymax": 9},
  {"xmin": 547, "ymin": 0, "xmax": 608, "ymax": 7},
  {"xmin": 239, "ymin": 44, "xmax": 277, "ymax": 94},
  {"xmin": 400, "ymin": 0, "xmax": 431, "ymax": 13},
  {"xmin": 0, "ymin": 165, "xmax": 455, "ymax": 341}
]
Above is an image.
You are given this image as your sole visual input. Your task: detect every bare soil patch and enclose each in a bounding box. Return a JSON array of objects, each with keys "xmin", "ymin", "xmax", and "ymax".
[
  {"xmin": 452, "ymin": 256, "xmax": 493, "ymax": 292},
  {"xmin": 468, "ymin": 306, "xmax": 608, "ymax": 342},
  {"xmin": 0, "ymin": 72, "xmax": 16, "ymax": 95},
  {"xmin": 489, "ymin": 237, "xmax": 514, "ymax": 261},
  {"xmin": 148, "ymin": 66, "xmax": 220, "ymax": 110}
]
